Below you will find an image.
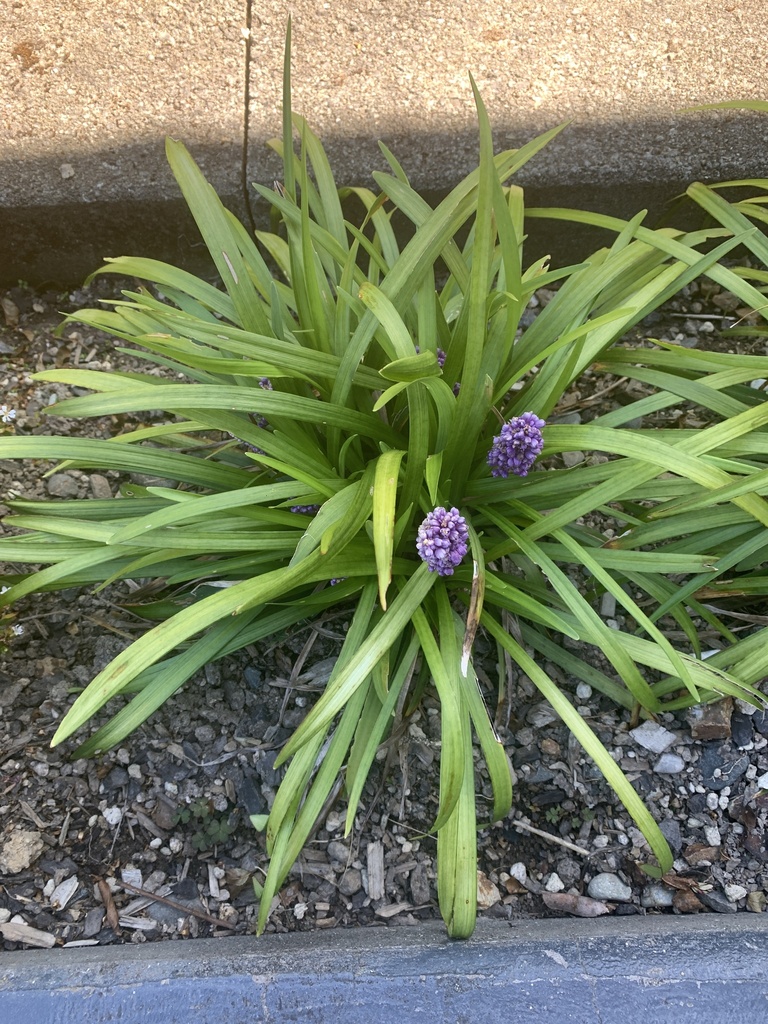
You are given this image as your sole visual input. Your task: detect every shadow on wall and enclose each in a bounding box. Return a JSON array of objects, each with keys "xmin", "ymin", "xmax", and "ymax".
[{"xmin": 1, "ymin": 109, "xmax": 765, "ymax": 289}]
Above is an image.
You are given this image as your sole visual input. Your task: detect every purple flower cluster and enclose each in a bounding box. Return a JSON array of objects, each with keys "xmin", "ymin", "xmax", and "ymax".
[
  {"xmin": 487, "ymin": 412, "xmax": 545, "ymax": 478},
  {"xmin": 414, "ymin": 345, "xmax": 446, "ymax": 368},
  {"xmin": 291, "ymin": 504, "xmax": 320, "ymax": 515},
  {"xmin": 254, "ymin": 377, "xmax": 273, "ymax": 429},
  {"xmin": 416, "ymin": 506, "xmax": 469, "ymax": 576}
]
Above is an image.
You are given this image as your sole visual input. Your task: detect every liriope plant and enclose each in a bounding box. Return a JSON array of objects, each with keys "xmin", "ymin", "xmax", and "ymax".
[{"xmin": 2, "ymin": 35, "xmax": 768, "ymax": 937}]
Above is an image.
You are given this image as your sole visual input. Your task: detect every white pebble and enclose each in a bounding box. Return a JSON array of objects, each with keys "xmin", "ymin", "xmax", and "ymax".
[
  {"xmin": 630, "ymin": 720, "xmax": 677, "ymax": 754},
  {"xmin": 724, "ymin": 883, "xmax": 747, "ymax": 902},
  {"xmin": 544, "ymin": 873, "xmax": 565, "ymax": 892},
  {"xmin": 756, "ymin": 771, "xmax": 768, "ymax": 789},
  {"xmin": 169, "ymin": 837, "xmax": 184, "ymax": 854},
  {"xmin": 102, "ymin": 806, "xmax": 123, "ymax": 827},
  {"xmin": 509, "ymin": 862, "xmax": 527, "ymax": 883},
  {"xmin": 706, "ymin": 792, "xmax": 719, "ymax": 811},
  {"xmin": 654, "ymin": 752, "xmax": 685, "ymax": 774},
  {"xmin": 576, "ymin": 682, "xmax": 593, "ymax": 700},
  {"xmin": 704, "ymin": 826, "xmax": 721, "ymax": 847}
]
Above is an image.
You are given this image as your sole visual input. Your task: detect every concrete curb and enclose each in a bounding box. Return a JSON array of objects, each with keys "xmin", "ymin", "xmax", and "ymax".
[{"xmin": 2, "ymin": 915, "xmax": 767, "ymax": 1023}]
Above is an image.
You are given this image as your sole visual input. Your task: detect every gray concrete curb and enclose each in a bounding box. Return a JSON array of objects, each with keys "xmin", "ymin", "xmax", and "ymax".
[{"xmin": 2, "ymin": 915, "xmax": 767, "ymax": 1023}]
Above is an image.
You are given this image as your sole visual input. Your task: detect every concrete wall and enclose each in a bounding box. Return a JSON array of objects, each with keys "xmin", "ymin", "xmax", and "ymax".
[{"xmin": 2, "ymin": 0, "xmax": 767, "ymax": 284}]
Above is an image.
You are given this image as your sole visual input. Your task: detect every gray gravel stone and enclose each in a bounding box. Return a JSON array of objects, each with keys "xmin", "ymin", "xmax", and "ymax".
[
  {"xmin": 697, "ymin": 889, "xmax": 738, "ymax": 914},
  {"xmin": 699, "ymin": 743, "xmax": 750, "ymax": 791},
  {"xmin": 409, "ymin": 862, "xmax": 431, "ymax": 905},
  {"xmin": 654, "ymin": 752, "xmax": 686, "ymax": 774},
  {"xmin": 586, "ymin": 873, "xmax": 632, "ymax": 902},
  {"xmin": 46, "ymin": 472, "xmax": 80, "ymax": 497},
  {"xmin": 630, "ymin": 720, "xmax": 677, "ymax": 754},
  {"xmin": 338, "ymin": 869, "xmax": 362, "ymax": 897},
  {"xmin": 640, "ymin": 881, "xmax": 674, "ymax": 908},
  {"xmin": 89, "ymin": 473, "xmax": 113, "ymax": 498}
]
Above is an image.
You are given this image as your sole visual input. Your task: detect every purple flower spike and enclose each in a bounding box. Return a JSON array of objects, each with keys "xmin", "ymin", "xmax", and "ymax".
[
  {"xmin": 254, "ymin": 377, "xmax": 273, "ymax": 428},
  {"xmin": 487, "ymin": 412, "xmax": 545, "ymax": 478},
  {"xmin": 414, "ymin": 346, "xmax": 446, "ymax": 368},
  {"xmin": 291, "ymin": 504, "xmax": 320, "ymax": 514},
  {"xmin": 416, "ymin": 506, "xmax": 469, "ymax": 576}
]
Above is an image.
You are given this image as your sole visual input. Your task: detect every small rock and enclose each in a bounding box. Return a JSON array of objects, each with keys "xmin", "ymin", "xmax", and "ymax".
[
  {"xmin": 82, "ymin": 907, "xmax": 104, "ymax": 937},
  {"xmin": 659, "ymin": 819, "xmax": 683, "ymax": 855},
  {"xmin": 697, "ymin": 890, "xmax": 737, "ymax": 914},
  {"xmin": 0, "ymin": 830, "xmax": 45, "ymax": 874},
  {"xmin": 730, "ymin": 710, "xmax": 753, "ymax": 749},
  {"xmin": 753, "ymin": 709, "xmax": 768, "ymax": 736},
  {"xmin": 327, "ymin": 841, "xmax": 349, "ymax": 864},
  {"xmin": 687, "ymin": 699, "xmax": 733, "ymax": 741},
  {"xmin": 540, "ymin": 738, "xmax": 560, "ymax": 757},
  {"xmin": 222, "ymin": 675, "xmax": 245, "ymax": 712},
  {"xmin": 673, "ymin": 889, "xmax": 704, "ymax": 913},
  {"xmin": 103, "ymin": 767, "xmax": 129, "ymax": 792},
  {"xmin": 325, "ymin": 811, "xmax": 342, "ymax": 833},
  {"xmin": 338, "ymin": 869, "xmax": 362, "ymax": 897},
  {"xmin": 60, "ymin": 163, "xmax": 75, "ymax": 180},
  {"xmin": 724, "ymin": 883, "xmax": 747, "ymax": 902},
  {"xmin": 244, "ymin": 666, "xmax": 262, "ymax": 690},
  {"xmin": 575, "ymin": 682, "xmax": 593, "ymax": 700},
  {"xmin": 703, "ymin": 826, "xmax": 721, "ymax": 847},
  {"xmin": 527, "ymin": 703, "xmax": 558, "ymax": 728},
  {"xmin": 684, "ymin": 844, "xmax": 721, "ymax": 866},
  {"xmin": 654, "ymin": 752, "xmax": 686, "ymax": 774},
  {"xmin": 630, "ymin": 720, "xmax": 677, "ymax": 754},
  {"xmin": 640, "ymin": 881, "xmax": 674, "ymax": 908},
  {"xmin": 409, "ymin": 863, "xmax": 431, "ymax": 905},
  {"xmin": 544, "ymin": 873, "xmax": 565, "ymax": 893},
  {"xmin": 554, "ymin": 857, "xmax": 582, "ymax": 887},
  {"xmin": 599, "ymin": 592, "xmax": 616, "ymax": 618},
  {"xmin": 89, "ymin": 474, "xmax": 113, "ymax": 499},
  {"xmin": 476, "ymin": 871, "xmax": 501, "ymax": 910},
  {"xmin": 509, "ymin": 862, "xmax": 527, "ymax": 883},
  {"xmin": 46, "ymin": 472, "xmax": 81, "ymax": 498},
  {"xmin": 102, "ymin": 806, "xmax": 123, "ymax": 827},
  {"xmin": 586, "ymin": 873, "xmax": 632, "ymax": 902},
  {"xmin": 152, "ymin": 795, "xmax": 179, "ymax": 830},
  {"xmin": 562, "ymin": 450, "xmax": 585, "ymax": 468},
  {"xmin": 699, "ymin": 742, "xmax": 749, "ymax": 791}
]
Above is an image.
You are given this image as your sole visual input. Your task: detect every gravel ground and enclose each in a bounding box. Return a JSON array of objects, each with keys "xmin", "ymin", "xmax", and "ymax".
[{"xmin": 1, "ymin": 277, "xmax": 767, "ymax": 952}]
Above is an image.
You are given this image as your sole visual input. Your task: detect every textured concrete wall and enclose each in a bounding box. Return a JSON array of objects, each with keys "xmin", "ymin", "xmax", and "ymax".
[{"xmin": 2, "ymin": 0, "xmax": 767, "ymax": 283}]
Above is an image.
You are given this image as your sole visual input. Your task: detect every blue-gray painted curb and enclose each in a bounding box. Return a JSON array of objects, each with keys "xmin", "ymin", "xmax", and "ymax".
[{"xmin": 1, "ymin": 915, "xmax": 767, "ymax": 1022}]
